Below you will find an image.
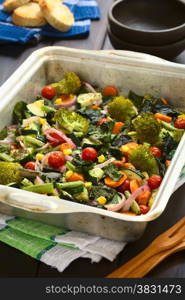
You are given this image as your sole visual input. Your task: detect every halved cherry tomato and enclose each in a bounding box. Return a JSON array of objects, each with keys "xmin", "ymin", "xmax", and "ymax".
[
  {"xmin": 117, "ymin": 179, "xmax": 130, "ymax": 193},
  {"xmin": 174, "ymin": 118, "xmax": 185, "ymax": 129},
  {"xmin": 139, "ymin": 205, "xmax": 150, "ymax": 214},
  {"xmin": 96, "ymin": 118, "xmax": 108, "ymax": 125},
  {"xmin": 49, "ymin": 132, "xmax": 65, "ymax": 147},
  {"xmin": 41, "ymin": 86, "xmax": 56, "ymax": 100},
  {"xmin": 148, "ymin": 175, "xmax": 162, "ymax": 189},
  {"xmin": 104, "ymin": 174, "xmax": 127, "ymax": 188},
  {"xmin": 82, "ymin": 147, "xmax": 98, "ymax": 161},
  {"xmin": 67, "ymin": 172, "xmax": 85, "ymax": 182},
  {"xmin": 112, "ymin": 122, "xmax": 124, "ymax": 134},
  {"xmin": 102, "ymin": 85, "xmax": 118, "ymax": 97},
  {"xmin": 48, "ymin": 151, "xmax": 65, "ymax": 169},
  {"xmin": 24, "ymin": 161, "xmax": 36, "ymax": 170},
  {"xmin": 150, "ymin": 147, "xmax": 162, "ymax": 158}
]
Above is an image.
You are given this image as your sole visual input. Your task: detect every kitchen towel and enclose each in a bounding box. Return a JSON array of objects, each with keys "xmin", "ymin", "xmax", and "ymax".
[
  {"xmin": 0, "ymin": 168, "xmax": 184, "ymax": 273},
  {"xmin": 0, "ymin": 0, "xmax": 100, "ymax": 44}
]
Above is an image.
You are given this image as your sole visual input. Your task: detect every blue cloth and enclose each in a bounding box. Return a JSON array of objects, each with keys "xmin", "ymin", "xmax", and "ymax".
[{"xmin": 0, "ymin": 0, "xmax": 100, "ymax": 43}]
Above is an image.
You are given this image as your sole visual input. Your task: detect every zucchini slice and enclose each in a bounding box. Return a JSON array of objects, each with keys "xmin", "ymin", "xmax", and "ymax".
[{"xmin": 122, "ymin": 168, "xmax": 145, "ymax": 183}]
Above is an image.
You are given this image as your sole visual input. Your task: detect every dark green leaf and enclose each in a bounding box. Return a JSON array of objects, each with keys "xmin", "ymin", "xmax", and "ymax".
[
  {"xmin": 128, "ymin": 90, "xmax": 143, "ymax": 109},
  {"xmin": 103, "ymin": 164, "xmax": 122, "ymax": 181},
  {"xmin": 112, "ymin": 134, "xmax": 132, "ymax": 147},
  {"xmin": 13, "ymin": 101, "xmax": 27, "ymax": 124},
  {"xmin": 0, "ymin": 127, "xmax": 8, "ymax": 140}
]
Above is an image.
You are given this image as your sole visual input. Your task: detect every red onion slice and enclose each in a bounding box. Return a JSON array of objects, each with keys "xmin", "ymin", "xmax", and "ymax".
[
  {"xmin": 22, "ymin": 116, "xmax": 40, "ymax": 127},
  {"xmin": 35, "ymin": 176, "xmax": 45, "ymax": 185},
  {"xmin": 83, "ymin": 82, "xmax": 96, "ymax": 93},
  {"xmin": 44, "ymin": 128, "xmax": 76, "ymax": 149},
  {"xmin": 106, "ymin": 193, "xmax": 126, "ymax": 212},
  {"xmin": 94, "ymin": 157, "xmax": 115, "ymax": 169},
  {"xmin": 54, "ymin": 96, "xmax": 77, "ymax": 109},
  {"xmin": 122, "ymin": 184, "xmax": 150, "ymax": 212}
]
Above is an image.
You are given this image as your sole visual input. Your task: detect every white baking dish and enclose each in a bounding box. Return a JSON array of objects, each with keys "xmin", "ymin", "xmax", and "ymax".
[{"xmin": 0, "ymin": 47, "xmax": 185, "ymax": 242}]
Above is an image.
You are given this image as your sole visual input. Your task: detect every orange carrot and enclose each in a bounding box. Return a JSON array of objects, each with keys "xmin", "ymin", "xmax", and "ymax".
[
  {"xmin": 112, "ymin": 160, "xmax": 125, "ymax": 168},
  {"xmin": 102, "ymin": 85, "xmax": 118, "ymax": 97},
  {"xmin": 165, "ymin": 160, "xmax": 171, "ymax": 167},
  {"xmin": 89, "ymin": 105, "xmax": 101, "ymax": 110},
  {"xmin": 60, "ymin": 143, "xmax": 73, "ymax": 151},
  {"xmin": 112, "ymin": 122, "xmax": 124, "ymax": 134},
  {"xmin": 137, "ymin": 191, "xmax": 152, "ymax": 205},
  {"xmin": 120, "ymin": 142, "xmax": 139, "ymax": 156},
  {"xmin": 160, "ymin": 98, "xmax": 168, "ymax": 105},
  {"xmin": 154, "ymin": 113, "xmax": 172, "ymax": 123},
  {"xmin": 67, "ymin": 172, "xmax": 85, "ymax": 182},
  {"xmin": 104, "ymin": 174, "xmax": 127, "ymax": 188},
  {"xmin": 130, "ymin": 179, "xmax": 140, "ymax": 193},
  {"xmin": 122, "ymin": 162, "xmax": 136, "ymax": 169}
]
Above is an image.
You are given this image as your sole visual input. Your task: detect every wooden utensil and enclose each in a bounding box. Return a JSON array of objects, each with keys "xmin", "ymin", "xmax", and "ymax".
[{"xmin": 107, "ymin": 217, "xmax": 185, "ymax": 278}]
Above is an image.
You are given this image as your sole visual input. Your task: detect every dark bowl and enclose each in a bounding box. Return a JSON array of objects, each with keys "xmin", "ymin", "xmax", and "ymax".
[
  {"xmin": 108, "ymin": 27, "xmax": 185, "ymax": 60},
  {"xmin": 108, "ymin": 0, "xmax": 185, "ymax": 46}
]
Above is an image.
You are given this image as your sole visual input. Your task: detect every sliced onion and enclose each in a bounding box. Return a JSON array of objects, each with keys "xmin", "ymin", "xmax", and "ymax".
[
  {"xmin": 122, "ymin": 184, "xmax": 150, "ymax": 212},
  {"xmin": 106, "ymin": 193, "xmax": 126, "ymax": 212},
  {"xmin": 22, "ymin": 116, "xmax": 40, "ymax": 127},
  {"xmin": 7, "ymin": 125, "xmax": 18, "ymax": 130},
  {"xmin": 83, "ymin": 82, "xmax": 96, "ymax": 93},
  {"xmin": 65, "ymin": 155, "xmax": 73, "ymax": 161},
  {"xmin": 54, "ymin": 95, "xmax": 77, "ymax": 109},
  {"xmin": 35, "ymin": 176, "xmax": 45, "ymax": 185},
  {"xmin": 37, "ymin": 142, "xmax": 50, "ymax": 151},
  {"xmin": 94, "ymin": 157, "xmax": 115, "ymax": 169},
  {"xmin": 44, "ymin": 128, "xmax": 76, "ymax": 149},
  {"xmin": 59, "ymin": 165, "xmax": 67, "ymax": 173},
  {"xmin": 0, "ymin": 132, "xmax": 15, "ymax": 145}
]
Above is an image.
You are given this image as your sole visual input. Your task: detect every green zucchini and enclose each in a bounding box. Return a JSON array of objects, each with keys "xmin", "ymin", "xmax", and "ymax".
[{"xmin": 122, "ymin": 168, "xmax": 145, "ymax": 183}]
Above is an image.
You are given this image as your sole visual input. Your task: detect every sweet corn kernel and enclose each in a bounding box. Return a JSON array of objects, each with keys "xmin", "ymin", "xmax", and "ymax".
[
  {"xmin": 107, "ymin": 117, "xmax": 112, "ymax": 120},
  {"xmin": 120, "ymin": 145, "xmax": 129, "ymax": 153},
  {"xmin": 127, "ymin": 131, "xmax": 137, "ymax": 136},
  {"xmin": 65, "ymin": 170, "xmax": 73, "ymax": 180},
  {"xmin": 97, "ymin": 196, "xmax": 107, "ymax": 205},
  {"xmin": 54, "ymin": 98, "xmax": 62, "ymax": 105},
  {"xmin": 36, "ymin": 153, "xmax": 44, "ymax": 161},
  {"xmin": 178, "ymin": 114, "xmax": 185, "ymax": 119},
  {"xmin": 63, "ymin": 149, "xmax": 72, "ymax": 155},
  {"xmin": 84, "ymin": 182, "xmax": 92, "ymax": 189},
  {"xmin": 39, "ymin": 118, "xmax": 47, "ymax": 125},
  {"xmin": 98, "ymin": 154, "xmax": 106, "ymax": 163}
]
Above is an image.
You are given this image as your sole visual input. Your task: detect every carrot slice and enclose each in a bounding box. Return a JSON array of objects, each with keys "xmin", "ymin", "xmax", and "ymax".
[
  {"xmin": 154, "ymin": 113, "xmax": 172, "ymax": 123},
  {"xmin": 104, "ymin": 174, "xmax": 127, "ymax": 188},
  {"xmin": 67, "ymin": 172, "xmax": 85, "ymax": 182},
  {"xmin": 112, "ymin": 122, "xmax": 124, "ymax": 134},
  {"xmin": 60, "ymin": 143, "xmax": 73, "ymax": 151},
  {"xmin": 122, "ymin": 162, "xmax": 136, "ymax": 169},
  {"xmin": 137, "ymin": 191, "xmax": 152, "ymax": 205},
  {"xmin": 102, "ymin": 85, "xmax": 118, "ymax": 97},
  {"xmin": 89, "ymin": 105, "xmax": 101, "ymax": 110},
  {"xmin": 130, "ymin": 179, "xmax": 140, "ymax": 193},
  {"xmin": 112, "ymin": 160, "xmax": 125, "ymax": 168},
  {"xmin": 165, "ymin": 160, "xmax": 171, "ymax": 167}
]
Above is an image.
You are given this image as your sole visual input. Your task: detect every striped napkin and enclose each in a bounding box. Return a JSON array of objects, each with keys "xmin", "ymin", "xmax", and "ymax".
[
  {"xmin": 0, "ymin": 0, "xmax": 100, "ymax": 43},
  {"xmin": 0, "ymin": 167, "xmax": 185, "ymax": 273}
]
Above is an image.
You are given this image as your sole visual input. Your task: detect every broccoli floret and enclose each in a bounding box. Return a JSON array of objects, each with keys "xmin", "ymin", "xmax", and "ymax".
[
  {"xmin": 0, "ymin": 162, "xmax": 21, "ymax": 185},
  {"xmin": 51, "ymin": 72, "xmax": 81, "ymax": 94},
  {"xmin": 54, "ymin": 108, "xmax": 89, "ymax": 136},
  {"xmin": 129, "ymin": 145, "xmax": 159, "ymax": 175},
  {"xmin": 160, "ymin": 121, "xmax": 184, "ymax": 143},
  {"xmin": 132, "ymin": 112, "xmax": 161, "ymax": 145},
  {"xmin": 107, "ymin": 96, "xmax": 137, "ymax": 122}
]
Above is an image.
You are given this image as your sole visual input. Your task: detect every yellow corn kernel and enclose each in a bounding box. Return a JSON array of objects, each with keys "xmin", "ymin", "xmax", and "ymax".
[
  {"xmin": 24, "ymin": 127, "xmax": 31, "ymax": 130},
  {"xmin": 98, "ymin": 154, "xmax": 106, "ymax": 163},
  {"xmin": 178, "ymin": 114, "xmax": 185, "ymax": 119},
  {"xmin": 120, "ymin": 145, "xmax": 129, "ymax": 153},
  {"xmin": 97, "ymin": 196, "xmax": 107, "ymax": 205},
  {"xmin": 54, "ymin": 98, "xmax": 62, "ymax": 105},
  {"xmin": 39, "ymin": 118, "xmax": 47, "ymax": 125},
  {"xmin": 63, "ymin": 149, "xmax": 72, "ymax": 155},
  {"xmin": 84, "ymin": 182, "xmax": 92, "ymax": 189},
  {"xmin": 65, "ymin": 170, "xmax": 73, "ymax": 180},
  {"xmin": 36, "ymin": 153, "xmax": 44, "ymax": 161},
  {"xmin": 127, "ymin": 131, "xmax": 137, "ymax": 136},
  {"xmin": 107, "ymin": 117, "xmax": 112, "ymax": 120}
]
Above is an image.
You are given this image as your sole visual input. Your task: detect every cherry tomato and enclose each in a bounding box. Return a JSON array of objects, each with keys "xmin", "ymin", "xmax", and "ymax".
[
  {"xmin": 148, "ymin": 175, "xmax": 162, "ymax": 189},
  {"xmin": 11, "ymin": 145, "xmax": 20, "ymax": 150},
  {"xmin": 117, "ymin": 179, "xmax": 130, "ymax": 193},
  {"xmin": 96, "ymin": 118, "xmax": 108, "ymax": 125},
  {"xmin": 150, "ymin": 147, "xmax": 162, "ymax": 158},
  {"xmin": 174, "ymin": 118, "xmax": 185, "ymax": 129},
  {"xmin": 102, "ymin": 85, "xmax": 118, "ymax": 97},
  {"xmin": 82, "ymin": 147, "xmax": 98, "ymax": 161},
  {"xmin": 48, "ymin": 151, "xmax": 66, "ymax": 169},
  {"xmin": 139, "ymin": 205, "xmax": 150, "ymax": 214},
  {"xmin": 24, "ymin": 161, "xmax": 36, "ymax": 170},
  {"xmin": 49, "ymin": 132, "xmax": 65, "ymax": 146},
  {"xmin": 41, "ymin": 86, "xmax": 56, "ymax": 100}
]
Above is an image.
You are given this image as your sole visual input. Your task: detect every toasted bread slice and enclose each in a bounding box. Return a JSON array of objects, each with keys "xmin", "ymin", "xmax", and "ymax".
[
  {"xmin": 40, "ymin": 0, "xmax": 74, "ymax": 32},
  {"xmin": 12, "ymin": 2, "xmax": 47, "ymax": 27},
  {"xmin": 3, "ymin": 0, "xmax": 30, "ymax": 12}
]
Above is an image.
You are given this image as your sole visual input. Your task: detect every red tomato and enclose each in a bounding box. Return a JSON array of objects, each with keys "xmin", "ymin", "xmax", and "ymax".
[
  {"xmin": 174, "ymin": 118, "xmax": 185, "ymax": 129},
  {"xmin": 24, "ymin": 161, "xmax": 36, "ymax": 170},
  {"xmin": 117, "ymin": 180, "xmax": 130, "ymax": 193},
  {"xmin": 148, "ymin": 175, "xmax": 162, "ymax": 189},
  {"xmin": 102, "ymin": 85, "xmax": 118, "ymax": 97},
  {"xmin": 82, "ymin": 147, "xmax": 98, "ymax": 161},
  {"xmin": 139, "ymin": 205, "xmax": 150, "ymax": 214},
  {"xmin": 11, "ymin": 145, "xmax": 20, "ymax": 150},
  {"xmin": 49, "ymin": 132, "xmax": 65, "ymax": 146},
  {"xmin": 41, "ymin": 86, "xmax": 56, "ymax": 100},
  {"xmin": 96, "ymin": 118, "xmax": 108, "ymax": 125},
  {"xmin": 150, "ymin": 147, "xmax": 162, "ymax": 158},
  {"xmin": 48, "ymin": 152, "xmax": 66, "ymax": 169}
]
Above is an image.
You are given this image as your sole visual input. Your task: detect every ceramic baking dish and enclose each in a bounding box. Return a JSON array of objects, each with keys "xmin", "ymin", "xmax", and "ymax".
[{"xmin": 0, "ymin": 47, "xmax": 185, "ymax": 242}]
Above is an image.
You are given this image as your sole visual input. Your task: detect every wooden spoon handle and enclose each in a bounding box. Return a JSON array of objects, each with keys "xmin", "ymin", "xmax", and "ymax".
[
  {"xmin": 106, "ymin": 243, "xmax": 159, "ymax": 278},
  {"xmin": 107, "ymin": 242, "xmax": 185, "ymax": 278}
]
